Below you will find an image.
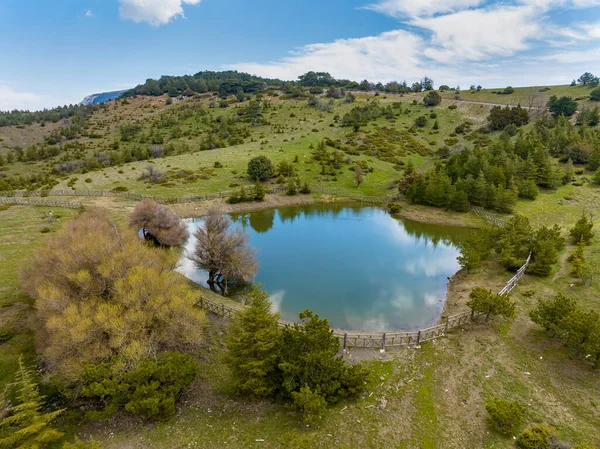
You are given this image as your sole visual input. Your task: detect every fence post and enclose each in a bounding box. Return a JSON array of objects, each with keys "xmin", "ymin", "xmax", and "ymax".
[
  {"xmin": 199, "ymin": 297, "xmax": 203, "ymax": 309},
  {"xmin": 381, "ymin": 333, "xmax": 386, "ymax": 350},
  {"xmin": 343, "ymin": 333, "xmax": 347, "ymax": 351},
  {"xmin": 444, "ymin": 316, "xmax": 449, "ymax": 334},
  {"xmin": 416, "ymin": 330, "xmax": 421, "ymax": 346},
  {"xmin": 221, "ymin": 303, "xmax": 225, "ymax": 317}
]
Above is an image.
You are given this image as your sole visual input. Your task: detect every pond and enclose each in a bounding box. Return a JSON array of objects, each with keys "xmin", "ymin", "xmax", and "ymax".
[{"xmin": 178, "ymin": 205, "xmax": 471, "ymax": 331}]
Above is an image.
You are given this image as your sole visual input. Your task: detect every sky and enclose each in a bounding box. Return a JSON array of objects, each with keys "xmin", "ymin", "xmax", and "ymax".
[{"xmin": 1, "ymin": 0, "xmax": 600, "ymax": 110}]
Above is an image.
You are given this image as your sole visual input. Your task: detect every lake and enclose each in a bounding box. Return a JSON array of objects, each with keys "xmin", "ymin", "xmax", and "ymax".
[{"xmin": 178, "ymin": 205, "xmax": 471, "ymax": 331}]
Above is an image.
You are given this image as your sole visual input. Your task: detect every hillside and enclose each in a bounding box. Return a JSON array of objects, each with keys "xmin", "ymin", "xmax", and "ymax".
[{"xmin": 1, "ymin": 77, "xmax": 600, "ymax": 449}]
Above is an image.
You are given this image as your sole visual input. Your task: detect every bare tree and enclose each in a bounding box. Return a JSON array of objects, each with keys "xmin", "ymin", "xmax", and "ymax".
[
  {"xmin": 130, "ymin": 199, "xmax": 189, "ymax": 247},
  {"xmin": 354, "ymin": 167, "xmax": 365, "ymax": 188},
  {"xmin": 140, "ymin": 165, "xmax": 165, "ymax": 183},
  {"xmin": 189, "ymin": 208, "xmax": 258, "ymax": 294}
]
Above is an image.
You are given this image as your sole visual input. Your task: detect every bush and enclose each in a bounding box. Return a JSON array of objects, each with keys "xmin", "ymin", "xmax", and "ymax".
[
  {"xmin": 22, "ymin": 209, "xmax": 206, "ymax": 382},
  {"xmin": 516, "ymin": 424, "xmax": 556, "ymax": 449},
  {"xmin": 485, "ymin": 397, "xmax": 525, "ymax": 435},
  {"xmin": 590, "ymin": 87, "xmax": 600, "ymax": 101},
  {"xmin": 214, "ymin": 161, "xmax": 223, "ymax": 168},
  {"xmin": 467, "ymin": 287, "xmax": 516, "ymax": 321},
  {"xmin": 414, "ymin": 115, "xmax": 428, "ymax": 128},
  {"xmin": 423, "ymin": 91, "xmax": 441, "ymax": 106},
  {"xmin": 448, "ymin": 104, "xmax": 458, "ymax": 110},
  {"xmin": 247, "ymin": 156, "xmax": 274, "ymax": 181},
  {"xmin": 290, "ymin": 385, "xmax": 328, "ymax": 426},
  {"xmin": 81, "ymin": 351, "xmax": 199, "ymax": 421},
  {"xmin": 112, "ymin": 186, "xmax": 129, "ymax": 192},
  {"xmin": 84, "ymin": 178, "xmax": 92, "ymax": 183}
]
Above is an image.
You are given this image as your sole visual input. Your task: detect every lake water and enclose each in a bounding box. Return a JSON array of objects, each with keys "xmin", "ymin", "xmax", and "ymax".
[{"xmin": 178, "ymin": 205, "xmax": 471, "ymax": 331}]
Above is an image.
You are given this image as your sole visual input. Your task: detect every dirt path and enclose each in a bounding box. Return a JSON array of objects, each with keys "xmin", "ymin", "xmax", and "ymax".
[{"xmin": 552, "ymin": 249, "xmax": 571, "ymax": 282}]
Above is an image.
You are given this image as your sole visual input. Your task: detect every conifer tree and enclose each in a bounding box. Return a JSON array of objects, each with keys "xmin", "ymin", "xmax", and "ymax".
[
  {"xmin": 0, "ymin": 357, "xmax": 64, "ymax": 449},
  {"xmin": 225, "ymin": 284, "xmax": 282, "ymax": 398},
  {"xmin": 467, "ymin": 288, "xmax": 516, "ymax": 321},
  {"xmin": 570, "ymin": 213, "xmax": 594, "ymax": 245}
]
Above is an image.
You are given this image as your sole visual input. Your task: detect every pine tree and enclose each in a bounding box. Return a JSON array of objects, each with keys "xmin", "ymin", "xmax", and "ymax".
[
  {"xmin": 224, "ymin": 284, "xmax": 282, "ymax": 398},
  {"xmin": 470, "ymin": 172, "xmax": 487, "ymax": 206},
  {"xmin": 467, "ymin": 288, "xmax": 516, "ymax": 322},
  {"xmin": 562, "ymin": 159, "xmax": 575, "ymax": 184},
  {"xmin": 570, "ymin": 213, "xmax": 594, "ymax": 245},
  {"xmin": 254, "ymin": 180, "xmax": 266, "ymax": 201},
  {"xmin": 0, "ymin": 357, "xmax": 64, "ymax": 448}
]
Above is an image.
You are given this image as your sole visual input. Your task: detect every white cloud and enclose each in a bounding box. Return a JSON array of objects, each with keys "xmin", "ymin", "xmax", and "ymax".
[
  {"xmin": 0, "ymin": 86, "xmax": 42, "ymax": 111},
  {"xmin": 119, "ymin": 0, "xmax": 201, "ymax": 26},
  {"xmin": 85, "ymin": 10, "xmax": 93, "ymax": 17},
  {"xmin": 412, "ymin": 5, "xmax": 543, "ymax": 63},
  {"xmin": 231, "ymin": 30, "xmax": 428, "ymax": 83},
  {"xmin": 365, "ymin": 0, "xmax": 484, "ymax": 18}
]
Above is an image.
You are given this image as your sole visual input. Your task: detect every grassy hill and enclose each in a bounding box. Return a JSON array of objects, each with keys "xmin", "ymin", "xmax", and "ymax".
[
  {"xmin": 1, "ymin": 83, "xmax": 600, "ymax": 448},
  {"xmin": 434, "ymin": 83, "xmax": 597, "ymax": 108}
]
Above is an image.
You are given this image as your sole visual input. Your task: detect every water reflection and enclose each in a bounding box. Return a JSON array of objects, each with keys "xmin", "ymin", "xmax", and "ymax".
[{"xmin": 180, "ymin": 205, "xmax": 471, "ymax": 331}]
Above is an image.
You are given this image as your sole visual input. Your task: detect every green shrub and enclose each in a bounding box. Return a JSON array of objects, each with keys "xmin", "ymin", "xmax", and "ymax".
[
  {"xmin": 290, "ymin": 385, "xmax": 328, "ymax": 426},
  {"xmin": 423, "ymin": 91, "xmax": 441, "ymax": 106},
  {"xmin": 414, "ymin": 116, "xmax": 428, "ymax": 128},
  {"xmin": 387, "ymin": 203, "xmax": 402, "ymax": 214},
  {"xmin": 214, "ymin": 161, "xmax": 223, "ymax": 168},
  {"xmin": 448, "ymin": 104, "xmax": 458, "ymax": 110},
  {"xmin": 85, "ymin": 178, "xmax": 92, "ymax": 183},
  {"xmin": 299, "ymin": 182, "xmax": 311, "ymax": 194},
  {"xmin": 0, "ymin": 328, "xmax": 13, "ymax": 343},
  {"xmin": 485, "ymin": 397, "xmax": 525, "ymax": 435},
  {"xmin": 81, "ymin": 351, "xmax": 199, "ymax": 421},
  {"xmin": 40, "ymin": 227, "xmax": 51, "ymax": 233},
  {"xmin": 516, "ymin": 424, "xmax": 555, "ymax": 449},
  {"xmin": 111, "ymin": 186, "xmax": 128, "ymax": 192},
  {"xmin": 247, "ymin": 156, "xmax": 274, "ymax": 181}
]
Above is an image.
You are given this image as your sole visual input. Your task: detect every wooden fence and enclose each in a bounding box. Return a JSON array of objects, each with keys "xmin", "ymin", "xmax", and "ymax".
[
  {"xmin": 195, "ymin": 253, "xmax": 530, "ymax": 349},
  {"xmin": 470, "ymin": 206, "xmax": 507, "ymax": 227},
  {"xmin": 0, "ymin": 197, "xmax": 83, "ymax": 209},
  {"xmin": 0, "ymin": 187, "xmax": 289, "ymax": 205}
]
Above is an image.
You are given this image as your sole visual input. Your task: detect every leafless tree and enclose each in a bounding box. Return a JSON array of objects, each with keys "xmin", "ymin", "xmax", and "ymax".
[
  {"xmin": 140, "ymin": 165, "xmax": 165, "ymax": 183},
  {"xmin": 189, "ymin": 208, "xmax": 258, "ymax": 294},
  {"xmin": 130, "ymin": 199, "xmax": 189, "ymax": 247}
]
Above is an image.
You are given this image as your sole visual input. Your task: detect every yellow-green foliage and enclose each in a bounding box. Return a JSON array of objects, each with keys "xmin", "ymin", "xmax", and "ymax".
[
  {"xmin": 0, "ymin": 357, "xmax": 64, "ymax": 448},
  {"xmin": 21, "ymin": 208, "xmax": 206, "ymax": 382}
]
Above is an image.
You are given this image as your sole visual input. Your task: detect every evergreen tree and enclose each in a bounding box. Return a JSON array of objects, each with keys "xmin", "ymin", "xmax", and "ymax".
[
  {"xmin": 448, "ymin": 189, "xmax": 470, "ymax": 212},
  {"xmin": 470, "ymin": 172, "xmax": 487, "ymax": 206},
  {"xmin": 570, "ymin": 213, "xmax": 594, "ymax": 245},
  {"xmin": 562, "ymin": 159, "xmax": 575, "ymax": 184},
  {"xmin": 528, "ymin": 238, "xmax": 558, "ymax": 277},
  {"xmin": 225, "ymin": 284, "xmax": 282, "ymax": 398},
  {"xmin": 0, "ymin": 357, "xmax": 64, "ymax": 449},
  {"xmin": 467, "ymin": 288, "xmax": 516, "ymax": 321},
  {"xmin": 279, "ymin": 311, "xmax": 367, "ymax": 405},
  {"xmin": 254, "ymin": 180, "xmax": 266, "ymax": 201},
  {"xmin": 494, "ymin": 186, "xmax": 517, "ymax": 213},
  {"xmin": 530, "ymin": 294, "xmax": 577, "ymax": 336}
]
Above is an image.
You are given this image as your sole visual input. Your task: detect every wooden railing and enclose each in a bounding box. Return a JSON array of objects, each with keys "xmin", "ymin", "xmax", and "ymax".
[
  {"xmin": 0, "ymin": 187, "xmax": 395, "ymax": 206},
  {"xmin": 469, "ymin": 206, "xmax": 507, "ymax": 227},
  {"xmin": 0, "ymin": 197, "xmax": 83, "ymax": 209}
]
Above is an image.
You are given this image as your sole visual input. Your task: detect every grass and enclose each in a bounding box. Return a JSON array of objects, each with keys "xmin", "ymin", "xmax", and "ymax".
[
  {"xmin": 0, "ymin": 205, "xmax": 78, "ymax": 388},
  {"xmin": 1, "ymin": 90, "xmax": 600, "ymax": 448},
  {"xmin": 431, "ymin": 83, "xmax": 598, "ymax": 108}
]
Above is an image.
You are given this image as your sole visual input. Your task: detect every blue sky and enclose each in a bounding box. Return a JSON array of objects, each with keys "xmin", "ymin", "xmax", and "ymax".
[{"xmin": 1, "ymin": 0, "xmax": 600, "ymax": 110}]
